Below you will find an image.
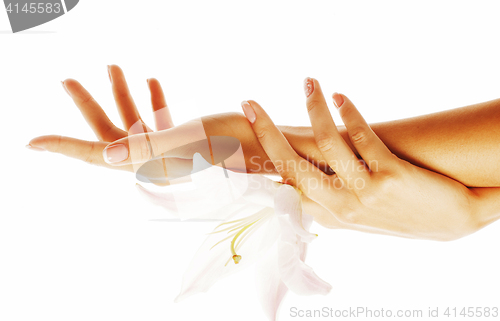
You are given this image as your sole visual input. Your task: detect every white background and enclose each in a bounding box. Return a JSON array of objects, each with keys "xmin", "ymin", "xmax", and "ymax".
[{"xmin": 1, "ymin": 1, "xmax": 499, "ymax": 320}]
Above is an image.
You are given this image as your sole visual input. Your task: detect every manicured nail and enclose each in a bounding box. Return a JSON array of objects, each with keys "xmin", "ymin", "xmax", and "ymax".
[
  {"xmin": 241, "ymin": 101, "xmax": 256, "ymax": 123},
  {"xmin": 332, "ymin": 93, "xmax": 344, "ymax": 108},
  {"xmin": 103, "ymin": 144, "xmax": 128, "ymax": 163},
  {"xmin": 107, "ymin": 65, "xmax": 112, "ymax": 83},
  {"xmin": 304, "ymin": 77, "xmax": 314, "ymax": 97},
  {"xmin": 25, "ymin": 144, "xmax": 45, "ymax": 152},
  {"xmin": 61, "ymin": 81, "xmax": 71, "ymax": 97}
]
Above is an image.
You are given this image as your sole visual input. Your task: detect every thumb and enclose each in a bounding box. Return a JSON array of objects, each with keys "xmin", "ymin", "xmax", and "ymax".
[{"xmin": 103, "ymin": 118, "xmax": 211, "ymax": 169}]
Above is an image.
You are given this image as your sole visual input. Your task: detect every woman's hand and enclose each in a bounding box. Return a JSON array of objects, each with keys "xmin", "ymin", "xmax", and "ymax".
[
  {"xmin": 28, "ymin": 65, "xmax": 174, "ymax": 173},
  {"xmin": 241, "ymin": 78, "xmax": 487, "ymax": 241},
  {"xmin": 27, "ymin": 65, "xmax": 296, "ymax": 182}
]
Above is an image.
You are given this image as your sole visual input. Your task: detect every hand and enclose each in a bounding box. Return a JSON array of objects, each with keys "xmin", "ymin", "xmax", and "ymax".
[
  {"xmin": 241, "ymin": 78, "xmax": 482, "ymax": 241},
  {"xmin": 27, "ymin": 64, "xmax": 298, "ymax": 182},
  {"xmin": 26, "ymin": 65, "xmax": 363, "ymax": 184},
  {"xmin": 28, "ymin": 65, "xmax": 174, "ymax": 174}
]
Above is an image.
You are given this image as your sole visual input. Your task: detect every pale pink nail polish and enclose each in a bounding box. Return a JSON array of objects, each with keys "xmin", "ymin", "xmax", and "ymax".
[
  {"xmin": 103, "ymin": 144, "xmax": 128, "ymax": 163},
  {"xmin": 61, "ymin": 81, "xmax": 71, "ymax": 97},
  {"xmin": 304, "ymin": 77, "xmax": 314, "ymax": 97},
  {"xmin": 332, "ymin": 93, "xmax": 344, "ymax": 108},
  {"xmin": 241, "ymin": 101, "xmax": 256, "ymax": 123},
  {"xmin": 25, "ymin": 144, "xmax": 45, "ymax": 152}
]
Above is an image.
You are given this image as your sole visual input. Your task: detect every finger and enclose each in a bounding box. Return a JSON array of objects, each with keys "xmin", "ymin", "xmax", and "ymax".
[
  {"xmin": 304, "ymin": 78, "xmax": 369, "ymax": 183},
  {"xmin": 241, "ymin": 99, "xmax": 334, "ymax": 197},
  {"xmin": 147, "ymin": 78, "xmax": 174, "ymax": 130},
  {"xmin": 333, "ymin": 93, "xmax": 398, "ymax": 172},
  {"xmin": 29, "ymin": 135, "xmax": 133, "ymax": 171},
  {"xmin": 102, "ymin": 118, "xmax": 212, "ymax": 171},
  {"xmin": 108, "ymin": 65, "xmax": 153, "ymax": 134},
  {"xmin": 62, "ymin": 79, "xmax": 127, "ymax": 142}
]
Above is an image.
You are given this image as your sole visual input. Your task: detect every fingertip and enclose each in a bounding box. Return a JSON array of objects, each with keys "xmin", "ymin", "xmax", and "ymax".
[
  {"xmin": 28, "ymin": 135, "xmax": 61, "ymax": 152},
  {"xmin": 108, "ymin": 65, "xmax": 124, "ymax": 78},
  {"xmin": 246, "ymin": 99, "xmax": 258, "ymax": 106},
  {"xmin": 103, "ymin": 143, "xmax": 129, "ymax": 164},
  {"xmin": 61, "ymin": 80, "xmax": 70, "ymax": 97},
  {"xmin": 246, "ymin": 100, "xmax": 264, "ymax": 113},
  {"xmin": 62, "ymin": 78, "xmax": 77, "ymax": 86},
  {"xmin": 61, "ymin": 78, "xmax": 80, "ymax": 94},
  {"xmin": 28, "ymin": 136, "xmax": 46, "ymax": 147},
  {"xmin": 147, "ymin": 78, "xmax": 162, "ymax": 91},
  {"xmin": 26, "ymin": 138, "xmax": 46, "ymax": 151},
  {"xmin": 303, "ymin": 77, "xmax": 314, "ymax": 97},
  {"xmin": 241, "ymin": 100, "xmax": 256, "ymax": 123},
  {"xmin": 26, "ymin": 145, "xmax": 45, "ymax": 151},
  {"xmin": 332, "ymin": 92, "xmax": 345, "ymax": 109}
]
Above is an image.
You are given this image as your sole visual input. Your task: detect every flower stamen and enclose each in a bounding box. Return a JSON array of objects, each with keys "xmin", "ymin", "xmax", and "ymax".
[{"xmin": 230, "ymin": 220, "xmax": 259, "ymax": 264}]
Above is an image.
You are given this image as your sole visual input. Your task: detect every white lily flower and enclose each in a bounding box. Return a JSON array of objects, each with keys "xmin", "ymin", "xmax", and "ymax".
[{"xmin": 136, "ymin": 153, "xmax": 332, "ymax": 320}]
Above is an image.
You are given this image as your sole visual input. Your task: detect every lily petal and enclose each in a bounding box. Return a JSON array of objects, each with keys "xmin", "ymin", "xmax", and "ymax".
[
  {"xmin": 274, "ymin": 184, "xmax": 317, "ymax": 243},
  {"xmin": 136, "ymin": 183, "xmax": 255, "ymax": 220},
  {"xmin": 137, "ymin": 153, "xmax": 284, "ymax": 220},
  {"xmin": 192, "ymin": 153, "xmax": 282, "ymax": 209},
  {"xmin": 136, "ymin": 153, "xmax": 250, "ymax": 220},
  {"xmin": 277, "ymin": 215, "xmax": 332, "ymax": 296},
  {"xmin": 175, "ymin": 209, "xmax": 280, "ymax": 302},
  {"xmin": 255, "ymin": 243, "xmax": 289, "ymax": 321}
]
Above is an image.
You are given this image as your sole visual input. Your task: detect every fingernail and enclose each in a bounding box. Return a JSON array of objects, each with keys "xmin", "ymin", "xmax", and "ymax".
[
  {"xmin": 241, "ymin": 101, "xmax": 256, "ymax": 123},
  {"xmin": 146, "ymin": 78, "xmax": 151, "ymax": 85},
  {"xmin": 25, "ymin": 144, "xmax": 45, "ymax": 152},
  {"xmin": 61, "ymin": 81, "xmax": 71, "ymax": 97},
  {"xmin": 304, "ymin": 77, "xmax": 314, "ymax": 97},
  {"xmin": 107, "ymin": 65, "xmax": 112, "ymax": 83},
  {"xmin": 332, "ymin": 93, "xmax": 344, "ymax": 108},
  {"xmin": 103, "ymin": 144, "xmax": 128, "ymax": 163}
]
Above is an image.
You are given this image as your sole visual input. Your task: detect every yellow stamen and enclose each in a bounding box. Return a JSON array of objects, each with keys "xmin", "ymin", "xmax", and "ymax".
[{"xmin": 230, "ymin": 220, "xmax": 259, "ymax": 264}]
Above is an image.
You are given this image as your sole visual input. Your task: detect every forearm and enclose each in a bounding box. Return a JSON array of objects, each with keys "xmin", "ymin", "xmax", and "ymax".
[
  {"xmin": 281, "ymin": 98, "xmax": 500, "ymax": 187},
  {"xmin": 470, "ymin": 187, "xmax": 500, "ymax": 230}
]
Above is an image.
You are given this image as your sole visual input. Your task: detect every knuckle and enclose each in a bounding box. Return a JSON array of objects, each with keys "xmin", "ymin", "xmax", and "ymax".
[
  {"xmin": 84, "ymin": 141, "xmax": 96, "ymax": 165},
  {"xmin": 254, "ymin": 125, "xmax": 270, "ymax": 140},
  {"xmin": 337, "ymin": 210, "xmax": 360, "ymax": 225},
  {"xmin": 53, "ymin": 135, "xmax": 62, "ymax": 153},
  {"xmin": 47, "ymin": 135, "xmax": 63, "ymax": 153},
  {"xmin": 306, "ymin": 98, "xmax": 323, "ymax": 113},
  {"xmin": 350, "ymin": 127, "xmax": 369, "ymax": 145},
  {"xmin": 80, "ymin": 94, "xmax": 95, "ymax": 106},
  {"xmin": 116, "ymin": 90, "xmax": 131, "ymax": 99},
  {"xmin": 315, "ymin": 132, "xmax": 337, "ymax": 152}
]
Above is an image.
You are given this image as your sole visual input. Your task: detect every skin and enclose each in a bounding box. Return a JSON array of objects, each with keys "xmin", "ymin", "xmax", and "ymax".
[
  {"xmin": 28, "ymin": 65, "xmax": 500, "ymax": 239},
  {"xmin": 240, "ymin": 78, "xmax": 500, "ymax": 241}
]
